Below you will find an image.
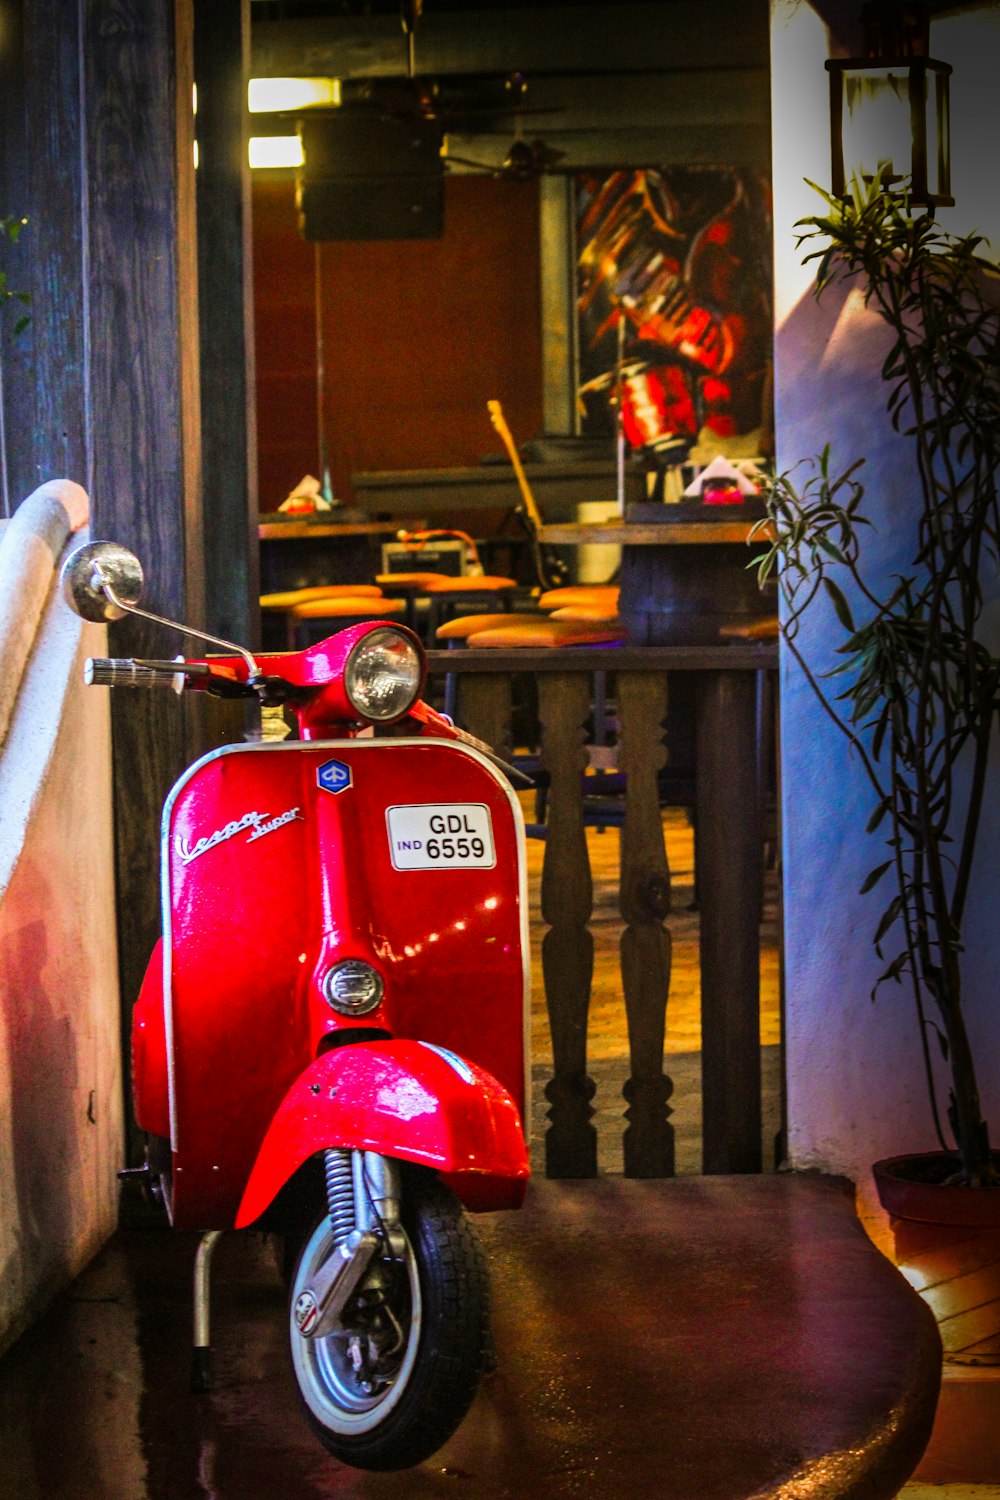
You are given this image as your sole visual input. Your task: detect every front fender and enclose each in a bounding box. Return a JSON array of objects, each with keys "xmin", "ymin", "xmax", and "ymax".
[{"xmin": 235, "ymin": 1040, "xmax": 529, "ymax": 1227}]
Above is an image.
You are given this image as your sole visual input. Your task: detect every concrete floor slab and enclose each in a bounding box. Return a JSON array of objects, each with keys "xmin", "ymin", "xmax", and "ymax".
[{"xmin": 0, "ymin": 1175, "xmax": 939, "ymax": 1499}]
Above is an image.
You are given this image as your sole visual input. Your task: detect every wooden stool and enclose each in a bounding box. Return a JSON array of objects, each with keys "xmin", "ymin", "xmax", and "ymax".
[
  {"xmin": 261, "ymin": 585, "xmax": 385, "ymax": 649},
  {"xmin": 261, "ymin": 584, "xmax": 383, "ymax": 610},
  {"xmin": 465, "ymin": 618, "xmax": 625, "ymax": 649},
  {"xmin": 421, "ymin": 574, "xmax": 520, "ymax": 639},
  {"xmin": 376, "ymin": 572, "xmax": 453, "ymax": 632},
  {"xmin": 719, "ymin": 616, "xmax": 780, "ymax": 640},
  {"xmin": 538, "ymin": 585, "xmax": 620, "ymax": 613},
  {"xmin": 435, "ymin": 611, "xmax": 551, "ymax": 716},
  {"xmin": 549, "ymin": 604, "xmax": 622, "ymax": 622},
  {"xmin": 289, "ymin": 594, "xmax": 407, "ymax": 649}
]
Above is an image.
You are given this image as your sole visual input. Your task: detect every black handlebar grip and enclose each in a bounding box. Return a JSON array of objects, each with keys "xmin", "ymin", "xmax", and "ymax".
[{"xmin": 84, "ymin": 658, "xmax": 181, "ymax": 689}]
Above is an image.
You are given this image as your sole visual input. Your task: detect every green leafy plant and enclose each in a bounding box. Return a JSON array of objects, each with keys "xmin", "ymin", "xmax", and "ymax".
[
  {"xmin": 0, "ymin": 215, "xmax": 29, "ymax": 334},
  {"xmin": 753, "ymin": 178, "xmax": 1000, "ymax": 1187}
]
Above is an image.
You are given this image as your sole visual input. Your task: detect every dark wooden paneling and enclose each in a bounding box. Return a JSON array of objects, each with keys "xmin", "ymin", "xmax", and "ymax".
[
  {"xmin": 0, "ymin": 0, "xmax": 88, "ymax": 512},
  {"xmin": 194, "ymin": 0, "xmax": 258, "ymax": 647},
  {"xmin": 252, "ymin": 175, "xmax": 542, "ymax": 512}
]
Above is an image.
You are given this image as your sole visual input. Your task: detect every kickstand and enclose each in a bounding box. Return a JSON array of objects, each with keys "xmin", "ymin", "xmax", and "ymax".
[{"xmin": 191, "ymin": 1230, "xmax": 224, "ymax": 1393}]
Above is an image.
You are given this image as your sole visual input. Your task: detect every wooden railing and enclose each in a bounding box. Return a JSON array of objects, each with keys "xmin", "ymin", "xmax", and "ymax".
[{"xmin": 425, "ymin": 642, "xmax": 780, "ymax": 1179}]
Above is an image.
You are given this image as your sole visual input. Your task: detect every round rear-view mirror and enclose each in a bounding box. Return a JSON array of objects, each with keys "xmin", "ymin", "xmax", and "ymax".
[{"xmin": 60, "ymin": 540, "xmax": 144, "ymax": 623}]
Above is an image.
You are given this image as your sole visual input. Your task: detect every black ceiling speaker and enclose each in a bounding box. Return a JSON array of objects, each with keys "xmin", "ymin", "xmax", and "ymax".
[{"xmin": 296, "ymin": 112, "xmax": 445, "ymax": 241}]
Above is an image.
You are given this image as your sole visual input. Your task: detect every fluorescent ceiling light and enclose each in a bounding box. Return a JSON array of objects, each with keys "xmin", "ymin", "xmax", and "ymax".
[
  {"xmin": 249, "ymin": 136, "xmax": 304, "ymax": 169},
  {"xmin": 249, "ymin": 77, "xmax": 341, "ymax": 113}
]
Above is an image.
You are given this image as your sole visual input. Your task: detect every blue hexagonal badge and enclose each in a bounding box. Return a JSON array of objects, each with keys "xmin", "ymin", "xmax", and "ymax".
[{"xmin": 317, "ymin": 757, "xmax": 352, "ymax": 795}]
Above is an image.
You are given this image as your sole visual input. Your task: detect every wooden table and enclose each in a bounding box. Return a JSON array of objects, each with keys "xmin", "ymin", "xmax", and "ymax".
[
  {"xmin": 540, "ymin": 504, "xmax": 775, "ymax": 646},
  {"xmin": 257, "ymin": 517, "xmax": 418, "ymax": 595}
]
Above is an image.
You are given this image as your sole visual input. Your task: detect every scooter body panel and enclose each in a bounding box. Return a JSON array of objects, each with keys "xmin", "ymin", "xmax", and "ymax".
[
  {"xmin": 132, "ymin": 938, "xmax": 170, "ymax": 1140},
  {"xmin": 235, "ymin": 1040, "xmax": 529, "ymax": 1228},
  {"xmin": 157, "ymin": 737, "xmax": 529, "ymax": 1229}
]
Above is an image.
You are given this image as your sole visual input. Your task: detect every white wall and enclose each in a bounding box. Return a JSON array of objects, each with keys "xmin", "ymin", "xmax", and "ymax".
[
  {"xmin": 0, "ymin": 497, "xmax": 122, "ymax": 1355},
  {"xmin": 769, "ymin": 0, "xmax": 1000, "ymax": 1226}
]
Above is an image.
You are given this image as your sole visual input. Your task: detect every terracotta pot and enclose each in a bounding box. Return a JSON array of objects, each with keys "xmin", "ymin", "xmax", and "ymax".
[
  {"xmin": 874, "ymin": 1153, "xmax": 1000, "ymax": 1367},
  {"xmin": 874, "ymin": 1152, "xmax": 1000, "ymax": 1227}
]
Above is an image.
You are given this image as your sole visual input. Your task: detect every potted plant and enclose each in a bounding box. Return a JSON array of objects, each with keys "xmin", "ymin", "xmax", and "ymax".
[{"xmin": 753, "ymin": 176, "xmax": 1000, "ymax": 1204}]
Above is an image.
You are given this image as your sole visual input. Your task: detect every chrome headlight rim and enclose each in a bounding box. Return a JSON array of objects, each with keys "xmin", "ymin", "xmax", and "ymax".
[
  {"xmin": 344, "ymin": 625, "xmax": 424, "ymax": 723},
  {"xmin": 321, "ymin": 959, "xmax": 385, "ymax": 1017}
]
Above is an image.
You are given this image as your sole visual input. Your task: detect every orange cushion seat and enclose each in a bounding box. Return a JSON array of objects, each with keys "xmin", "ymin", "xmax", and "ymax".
[
  {"xmin": 376, "ymin": 572, "xmax": 453, "ymax": 590},
  {"xmin": 549, "ymin": 604, "xmax": 621, "ymax": 622},
  {"xmin": 538, "ymin": 585, "xmax": 620, "ymax": 612},
  {"xmin": 465, "ymin": 619, "xmax": 626, "ymax": 649},
  {"xmin": 261, "ymin": 584, "xmax": 382, "ymax": 610},
  {"xmin": 290, "ymin": 596, "xmax": 406, "ymax": 620},
  {"xmin": 421, "ymin": 575, "xmax": 518, "ymax": 594},
  {"xmin": 719, "ymin": 617, "xmax": 780, "ymax": 641},
  {"xmin": 435, "ymin": 612, "xmax": 548, "ymax": 642}
]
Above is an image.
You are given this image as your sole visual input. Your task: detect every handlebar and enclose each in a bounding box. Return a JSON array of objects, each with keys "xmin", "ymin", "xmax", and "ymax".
[
  {"xmin": 84, "ymin": 657, "xmax": 192, "ymax": 689},
  {"xmin": 83, "ymin": 657, "xmax": 257, "ymax": 698}
]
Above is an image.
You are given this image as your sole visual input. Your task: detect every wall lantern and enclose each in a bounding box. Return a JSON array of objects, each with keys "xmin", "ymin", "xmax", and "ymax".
[{"xmin": 826, "ymin": 0, "xmax": 953, "ymax": 207}]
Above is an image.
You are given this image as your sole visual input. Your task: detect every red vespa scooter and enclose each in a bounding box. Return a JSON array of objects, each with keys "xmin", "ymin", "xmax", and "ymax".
[{"xmin": 61, "ymin": 540, "xmax": 531, "ymax": 1472}]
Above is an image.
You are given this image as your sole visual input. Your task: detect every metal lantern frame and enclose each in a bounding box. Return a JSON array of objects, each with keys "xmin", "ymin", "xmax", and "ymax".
[{"xmin": 826, "ymin": 53, "xmax": 953, "ymax": 207}]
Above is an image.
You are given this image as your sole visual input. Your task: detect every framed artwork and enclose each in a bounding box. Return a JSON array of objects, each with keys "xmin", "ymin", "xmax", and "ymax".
[{"xmin": 575, "ymin": 167, "xmax": 773, "ymax": 458}]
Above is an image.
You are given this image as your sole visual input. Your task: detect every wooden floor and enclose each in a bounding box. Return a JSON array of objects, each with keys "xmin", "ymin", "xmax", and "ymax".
[{"xmin": 524, "ymin": 804, "xmax": 782, "ymax": 1174}]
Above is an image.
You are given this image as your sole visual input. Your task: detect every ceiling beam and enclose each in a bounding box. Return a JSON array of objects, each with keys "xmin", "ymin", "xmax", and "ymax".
[{"xmin": 251, "ymin": 2, "xmax": 770, "ymax": 79}]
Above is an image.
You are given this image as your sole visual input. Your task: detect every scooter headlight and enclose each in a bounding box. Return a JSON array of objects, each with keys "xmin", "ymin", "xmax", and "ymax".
[
  {"xmin": 344, "ymin": 627, "xmax": 423, "ymax": 722},
  {"xmin": 321, "ymin": 960, "xmax": 384, "ymax": 1016}
]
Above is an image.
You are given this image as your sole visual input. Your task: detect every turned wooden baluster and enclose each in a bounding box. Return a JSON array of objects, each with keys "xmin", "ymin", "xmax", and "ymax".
[
  {"xmin": 538, "ymin": 672, "xmax": 597, "ymax": 1177},
  {"xmin": 455, "ymin": 673, "xmax": 514, "ymax": 762},
  {"xmin": 617, "ymin": 671, "xmax": 674, "ymax": 1177}
]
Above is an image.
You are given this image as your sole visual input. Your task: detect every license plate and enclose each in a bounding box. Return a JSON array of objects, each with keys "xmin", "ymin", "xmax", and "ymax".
[{"xmin": 386, "ymin": 803, "xmax": 495, "ymax": 870}]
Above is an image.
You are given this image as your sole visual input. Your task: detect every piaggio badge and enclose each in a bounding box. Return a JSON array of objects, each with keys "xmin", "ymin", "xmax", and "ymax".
[{"xmin": 317, "ymin": 758, "xmax": 352, "ymax": 795}]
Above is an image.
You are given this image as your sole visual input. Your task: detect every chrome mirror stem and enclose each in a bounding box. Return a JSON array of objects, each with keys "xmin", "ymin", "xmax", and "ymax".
[{"xmin": 97, "ymin": 569, "xmax": 260, "ymax": 676}]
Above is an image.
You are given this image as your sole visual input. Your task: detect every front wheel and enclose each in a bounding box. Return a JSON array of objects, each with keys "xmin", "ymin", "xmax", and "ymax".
[{"xmin": 288, "ymin": 1170, "xmax": 489, "ymax": 1471}]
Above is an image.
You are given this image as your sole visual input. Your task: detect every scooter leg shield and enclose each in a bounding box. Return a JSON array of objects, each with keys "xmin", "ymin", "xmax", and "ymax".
[{"xmin": 235, "ymin": 1039, "xmax": 529, "ymax": 1228}]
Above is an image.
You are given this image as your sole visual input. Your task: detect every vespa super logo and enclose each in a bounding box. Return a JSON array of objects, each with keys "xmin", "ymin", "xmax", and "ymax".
[
  {"xmin": 175, "ymin": 806, "xmax": 303, "ymax": 866},
  {"xmin": 317, "ymin": 758, "xmax": 352, "ymax": 795}
]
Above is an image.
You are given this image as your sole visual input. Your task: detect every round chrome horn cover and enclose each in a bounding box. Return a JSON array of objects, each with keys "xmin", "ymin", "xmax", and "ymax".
[{"xmin": 60, "ymin": 541, "xmax": 144, "ymax": 622}]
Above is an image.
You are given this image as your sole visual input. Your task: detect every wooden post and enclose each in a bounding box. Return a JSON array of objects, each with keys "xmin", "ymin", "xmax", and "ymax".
[
  {"xmin": 83, "ymin": 0, "xmax": 206, "ymax": 1139},
  {"xmin": 0, "ymin": 0, "xmax": 215, "ymax": 1155},
  {"xmin": 194, "ymin": 0, "xmax": 258, "ymax": 648},
  {"xmin": 0, "ymin": 0, "xmax": 89, "ymax": 511},
  {"xmin": 697, "ymin": 669, "xmax": 763, "ymax": 1172}
]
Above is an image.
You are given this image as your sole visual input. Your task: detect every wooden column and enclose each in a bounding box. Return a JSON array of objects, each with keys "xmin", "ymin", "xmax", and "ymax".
[
  {"xmin": 82, "ymin": 0, "xmax": 205, "ymax": 1125},
  {"xmin": 538, "ymin": 672, "xmax": 597, "ymax": 1177},
  {"xmin": 0, "ymin": 0, "xmax": 89, "ymax": 511},
  {"xmin": 696, "ymin": 669, "xmax": 763, "ymax": 1172},
  {"xmin": 194, "ymin": 0, "xmax": 257, "ymax": 648}
]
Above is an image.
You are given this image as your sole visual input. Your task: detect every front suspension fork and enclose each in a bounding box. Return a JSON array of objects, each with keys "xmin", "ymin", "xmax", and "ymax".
[
  {"xmin": 291, "ymin": 1150, "xmax": 406, "ymax": 1340},
  {"xmin": 190, "ymin": 1150, "xmax": 406, "ymax": 1393}
]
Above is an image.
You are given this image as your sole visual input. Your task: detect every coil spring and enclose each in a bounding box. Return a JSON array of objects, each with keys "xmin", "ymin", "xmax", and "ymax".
[{"xmin": 324, "ymin": 1148, "xmax": 355, "ymax": 1248}]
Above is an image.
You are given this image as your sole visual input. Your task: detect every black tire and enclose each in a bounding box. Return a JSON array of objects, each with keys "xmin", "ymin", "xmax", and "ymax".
[{"xmin": 288, "ymin": 1169, "xmax": 489, "ymax": 1471}]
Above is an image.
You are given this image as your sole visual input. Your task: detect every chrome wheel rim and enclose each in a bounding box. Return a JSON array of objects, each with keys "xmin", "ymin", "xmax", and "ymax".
[{"xmin": 290, "ymin": 1219, "xmax": 422, "ymax": 1436}]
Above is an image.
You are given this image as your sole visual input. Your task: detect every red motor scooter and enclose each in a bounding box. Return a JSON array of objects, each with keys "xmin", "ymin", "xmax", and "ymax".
[{"xmin": 61, "ymin": 541, "xmax": 531, "ymax": 1472}]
